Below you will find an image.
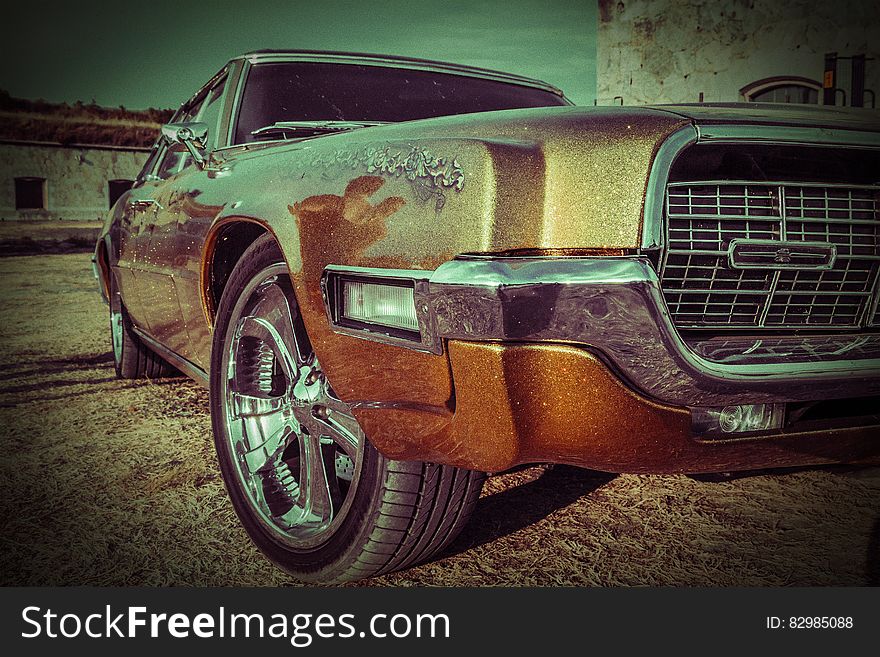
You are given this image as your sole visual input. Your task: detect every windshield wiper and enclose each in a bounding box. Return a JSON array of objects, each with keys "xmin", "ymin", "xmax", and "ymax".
[{"xmin": 250, "ymin": 120, "xmax": 390, "ymax": 139}]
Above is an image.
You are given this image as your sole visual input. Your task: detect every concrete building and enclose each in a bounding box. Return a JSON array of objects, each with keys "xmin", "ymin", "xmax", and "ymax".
[
  {"xmin": 0, "ymin": 140, "xmax": 149, "ymax": 223},
  {"xmin": 597, "ymin": 0, "xmax": 879, "ymax": 107}
]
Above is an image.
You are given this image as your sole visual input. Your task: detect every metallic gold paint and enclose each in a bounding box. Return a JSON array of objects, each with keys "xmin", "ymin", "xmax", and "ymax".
[
  {"xmin": 357, "ymin": 341, "xmax": 880, "ymax": 474},
  {"xmin": 287, "ymin": 175, "xmax": 454, "ymax": 409},
  {"xmin": 448, "ymin": 340, "xmax": 692, "ymax": 472},
  {"xmin": 103, "ymin": 104, "xmax": 879, "ymax": 472},
  {"xmin": 201, "ymin": 108, "xmax": 689, "ymax": 419}
]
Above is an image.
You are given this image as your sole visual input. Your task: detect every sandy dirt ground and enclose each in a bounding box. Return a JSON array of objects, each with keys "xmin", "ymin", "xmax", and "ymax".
[{"xmin": 1, "ymin": 253, "xmax": 878, "ymax": 586}]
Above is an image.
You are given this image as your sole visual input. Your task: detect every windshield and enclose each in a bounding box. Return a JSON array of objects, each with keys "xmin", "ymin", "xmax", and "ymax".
[{"xmin": 233, "ymin": 62, "xmax": 568, "ymax": 144}]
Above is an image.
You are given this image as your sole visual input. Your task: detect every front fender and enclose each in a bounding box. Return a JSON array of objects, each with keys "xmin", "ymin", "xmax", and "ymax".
[{"xmin": 204, "ymin": 107, "xmax": 689, "ymax": 461}]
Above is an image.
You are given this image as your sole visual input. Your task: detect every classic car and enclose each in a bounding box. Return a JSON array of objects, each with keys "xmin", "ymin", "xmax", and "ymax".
[{"xmin": 94, "ymin": 49, "xmax": 880, "ymax": 582}]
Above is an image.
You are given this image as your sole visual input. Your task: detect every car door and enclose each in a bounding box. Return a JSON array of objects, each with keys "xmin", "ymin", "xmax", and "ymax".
[
  {"xmin": 140, "ymin": 71, "xmax": 230, "ymax": 368},
  {"xmin": 133, "ymin": 95, "xmax": 209, "ymax": 355},
  {"xmin": 113, "ymin": 145, "xmax": 164, "ymax": 333},
  {"xmin": 168, "ymin": 73, "xmax": 231, "ymax": 368}
]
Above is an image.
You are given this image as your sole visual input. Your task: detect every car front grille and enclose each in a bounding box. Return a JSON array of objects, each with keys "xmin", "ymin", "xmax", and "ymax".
[{"xmin": 660, "ymin": 181, "xmax": 880, "ymax": 330}]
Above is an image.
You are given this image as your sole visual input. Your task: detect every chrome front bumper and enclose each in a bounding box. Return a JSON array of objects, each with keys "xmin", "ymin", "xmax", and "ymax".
[{"xmin": 323, "ymin": 257, "xmax": 880, "ymax": 408}]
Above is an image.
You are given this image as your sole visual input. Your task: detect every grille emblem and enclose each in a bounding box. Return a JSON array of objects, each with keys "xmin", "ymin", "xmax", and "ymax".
[
  {"xmin": 728, "ymin": 239, "xmax": 837, "ymax": 270},
  {"xmin": 773, "ymin": 248, "xmax": 792, "ymax": 264}
]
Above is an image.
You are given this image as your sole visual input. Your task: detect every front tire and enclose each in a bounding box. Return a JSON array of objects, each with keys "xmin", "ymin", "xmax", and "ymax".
[{"xmin": 210, "ymin": 235, "xmax": 484, "ymax": 582}]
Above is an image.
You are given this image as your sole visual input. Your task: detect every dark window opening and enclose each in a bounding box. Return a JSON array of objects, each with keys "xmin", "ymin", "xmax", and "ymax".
[
  {"xmin": 108, "ymin": 179, "xmax": 134, "ymax": 208},
  {"xmin": 668, "ymin": 143, "xmax": 880, "ymax": 186},
  {"xmin": 14, "ymin": 177, "xmax": 46, "ymax": 210}
]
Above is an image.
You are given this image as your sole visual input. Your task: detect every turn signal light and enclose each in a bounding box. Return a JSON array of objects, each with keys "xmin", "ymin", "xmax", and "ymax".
[
  {"xmin": 691, "ymin": 403, "xmax": 785, "ymax": 437},
  {"xmin": 341, "ymin": 280, "xmax": 418, "ymax": 332}
]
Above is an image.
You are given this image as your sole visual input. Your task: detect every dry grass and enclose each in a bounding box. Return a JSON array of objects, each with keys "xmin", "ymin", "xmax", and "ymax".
[
  {"xmin": 0, "ymin": 253, "xmax": 878, "ymax": 586},
  {"xmin": 0, "ymin": 91, "xmax": 171, "ymax": 147}
]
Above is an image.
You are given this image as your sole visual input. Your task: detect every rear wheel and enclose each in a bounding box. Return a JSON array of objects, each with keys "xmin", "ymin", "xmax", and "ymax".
[
  {"xmin": 210, "ymin": 235, "xmax": 484, "ymax": 582},
  {"xmin": 109, "ymin": 275, "xmax": 175, "ymax": 379}
]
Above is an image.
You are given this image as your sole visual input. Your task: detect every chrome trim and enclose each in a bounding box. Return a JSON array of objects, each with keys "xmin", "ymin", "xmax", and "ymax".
[
  {"xmin": 728, "ymin": 239, "xmax": 837, "ymax": 270},
  {"xmin": 644, "ymin": 123, "xmax": 880, "ymax": 252},
  {"xmin": 670, "ymin": 179, "xmax": 880, "ymax": 191},
  {"xmin": 641, "ymin": 125, "xmax": 698, "ymax": 250},
  {"xmin": 237, "ymin": 50, "xmax": 569, "ymax": 99},
  {"xmin": 695, "ymin": 124, "xmax": 880, "ymax": 148},
  {"xmin": 224, "ymin": 57, "xmax": 250, "ymax": 149},
  {"xmin": 127, "ymin": 198, "xmax": 163, "ymax": 211},
  {"xmin": 216, "ymin": 60, "xmax": 242, "ymax": 149},
  {"xmin": 321, "ymin": 265, "xmax": 438, "ymax": 354},
  {"xmin": 161, "ymin": 121, "xmax": 208, "ymax": 168},
  {"xmin": 661, "ymin": 179, "xmax": 880, "ymax": 330},
  {"xmin": 199, "ymin": 72, "xmax": 230, "ymax": 153},
  {"xmin": 322, "ymin": 259, "xmax": 880, "ymax": 407},
  {"xmin": 686, "ymin": 334, "xmax": 880, "ymax": 365},
  {"xmin": 131, "ymin": 327, "xmax": 209, "ymax": 386}
]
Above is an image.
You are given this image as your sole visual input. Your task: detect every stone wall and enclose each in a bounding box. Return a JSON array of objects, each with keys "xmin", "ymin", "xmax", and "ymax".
[
  {"xmin": 597, "ymin": 0, "xmax": 880, "ymax": 106},
  {"xmin": 0, "ymin": 142, "xmax": 149, "ymax": 222}
]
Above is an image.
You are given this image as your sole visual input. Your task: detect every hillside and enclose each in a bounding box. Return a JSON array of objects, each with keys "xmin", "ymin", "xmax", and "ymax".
[{"xmin": 0, "ymin": 90, "xmax": 173, "ymax": 148}]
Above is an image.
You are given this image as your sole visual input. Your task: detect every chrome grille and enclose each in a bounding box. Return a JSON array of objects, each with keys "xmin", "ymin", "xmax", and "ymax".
[{"xmin": 661, "ymin": 182, "xmax": 880, "ymax": 330}]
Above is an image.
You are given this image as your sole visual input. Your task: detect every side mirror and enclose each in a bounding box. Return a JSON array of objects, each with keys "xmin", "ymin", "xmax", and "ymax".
[{"xmin": 161, "ymin": 121, "xmax": 208, "ymax": 169}]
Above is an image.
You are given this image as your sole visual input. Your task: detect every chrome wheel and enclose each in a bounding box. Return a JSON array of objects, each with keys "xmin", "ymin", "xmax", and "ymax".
[
  {"xmin": 110, "ymin": 290, "xmax": 123, "ymax": 364},
  {"xmin": 210, "ymin": 235, "xmax": 485, "ymax": 582},
  {"xmin": 220, "ymin": 264, "xmax": 364, "ymax": 548},
  {"xmin": 110, "ymin": 307, "xmax": 123, "ymax": 363}
]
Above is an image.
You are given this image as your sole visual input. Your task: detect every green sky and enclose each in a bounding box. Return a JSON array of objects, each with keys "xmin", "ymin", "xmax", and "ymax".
[{"xmin": 0, "ymin": 0, "xmax": 597, "ymax": 110}]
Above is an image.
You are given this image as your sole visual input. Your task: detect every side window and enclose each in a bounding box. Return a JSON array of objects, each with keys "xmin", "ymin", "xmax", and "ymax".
[
  {"xmin": 155, "ymin": 144, "xmax": 190, "ymax": 180},
  {"xmin": 137, "ymin": 104, "xmax": 187, "ymax": 183},
  {"xmin": 195, "ymin": 77, "xmax": 227, "ymax": 150},
  {"xmin": 108, "ymin": 179, "xmax": 134, "ymax": 208},
  {"xmin": 154, "ymin": 97, "xmax": 206, "ymax": 180},
  {"xmin": 136, "ymin": 145, "xmax": 162, "ymax": 183},
  {"xmin": 152, "ymin": 74, "xmax": 227, "ymax": 180}
]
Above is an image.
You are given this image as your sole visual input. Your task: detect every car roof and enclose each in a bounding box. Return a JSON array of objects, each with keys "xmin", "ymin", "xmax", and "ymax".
[{"xmin": 233, "ymin": 49, "xmax": 566, "ymax": 98}]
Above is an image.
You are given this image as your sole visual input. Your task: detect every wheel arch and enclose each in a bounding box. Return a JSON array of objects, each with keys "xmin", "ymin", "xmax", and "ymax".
[
  {"xmin": 94, "ymin": 237, "xmax": 112, "ymax": 302},
  {"xmin": 201, "ymin": 217, "xmax": 305, "ymax": 327}
]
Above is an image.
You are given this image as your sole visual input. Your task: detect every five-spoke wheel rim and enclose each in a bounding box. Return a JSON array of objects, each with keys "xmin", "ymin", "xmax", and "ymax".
[{"xmin": 219, "ymin": 264, "xmax": 365, "ymax": 548}]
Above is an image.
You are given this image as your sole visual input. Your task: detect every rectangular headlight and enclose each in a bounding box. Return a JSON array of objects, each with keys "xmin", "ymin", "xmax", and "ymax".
[{"xmin": 341, "ymin": 279, "xmax": 418, "ymax": 332}]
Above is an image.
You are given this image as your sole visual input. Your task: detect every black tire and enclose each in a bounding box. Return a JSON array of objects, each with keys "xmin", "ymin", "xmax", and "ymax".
[
  {"xmin": 210, "ymin": 234, "xmax": 484, "ymax": 582},
  {"xmin": 109, "ymin": 273, "xmax": 176, "ymax": 379}
]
